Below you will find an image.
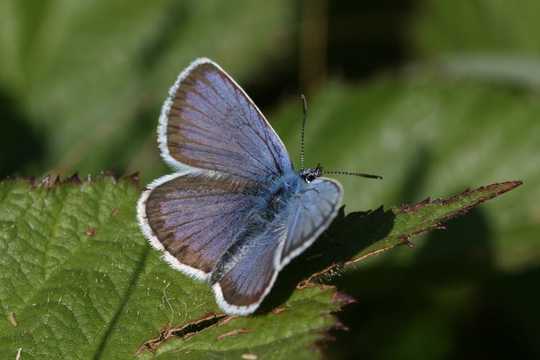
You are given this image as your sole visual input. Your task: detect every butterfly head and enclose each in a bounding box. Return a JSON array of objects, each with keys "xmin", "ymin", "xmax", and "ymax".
[{"xmin": 299, "ymin": 164, "xmax": 323, "ymax": 183}]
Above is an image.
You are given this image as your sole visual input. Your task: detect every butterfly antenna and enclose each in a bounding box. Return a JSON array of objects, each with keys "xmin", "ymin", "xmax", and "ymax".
[
  {"xmin": 300, "ymin": 94, "xmax": 308, "ymax": 170},
  {"xmin": 324, "ymin": 170, "xmax": 383, "ymax": 180}
]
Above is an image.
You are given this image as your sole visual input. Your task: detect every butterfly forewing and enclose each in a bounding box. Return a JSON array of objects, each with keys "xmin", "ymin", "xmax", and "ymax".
[
  {"xmin": 160, "ymin": 58, "xmax": 291, "ymax": 181},
  {"xmin": 280, "ymin": 178, "xmax": 343, "ymax": 266}
]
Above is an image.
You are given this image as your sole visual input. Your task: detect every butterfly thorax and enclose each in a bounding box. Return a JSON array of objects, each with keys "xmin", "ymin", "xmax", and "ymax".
[{"xmin": 259, "ymin": 172, "xmax": 304, "ymax": 219}]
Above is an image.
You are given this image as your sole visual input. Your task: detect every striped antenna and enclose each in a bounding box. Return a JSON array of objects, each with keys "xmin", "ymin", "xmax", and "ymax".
[
  {"xmin": 299, "ymin": 94, "xmax": 308, "ymax": 170},
  {"xmin": 324, "ymin": 170, "xmax": 383, "ymax": 180}
]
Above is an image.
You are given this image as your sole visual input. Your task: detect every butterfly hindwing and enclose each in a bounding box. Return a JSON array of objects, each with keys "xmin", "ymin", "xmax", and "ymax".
[
  {"xmin": 211, "ymin": 178, "xmax": 342, "ymax": 314},
  {"xmin": 159, "ymin": 58, "xmax": 291, "ymax": 181},
  {"xmin": 138, "ymin": 172, "xmax": 260, "ymax": 280},
  {"xmin": 212, "ymin": 226, "xmax": 285, "ymax": 315}
]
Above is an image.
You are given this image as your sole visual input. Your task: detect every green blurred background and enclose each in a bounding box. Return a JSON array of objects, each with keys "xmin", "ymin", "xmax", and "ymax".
[{"xmin": 1, "ymin": 1, "xmax": 539, "ymax": 359}]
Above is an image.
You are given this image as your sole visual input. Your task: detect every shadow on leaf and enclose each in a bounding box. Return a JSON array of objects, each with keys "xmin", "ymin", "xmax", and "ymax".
[{"xmin": 259, "ymin": 206, "xmax": 395, "ymax": 314}]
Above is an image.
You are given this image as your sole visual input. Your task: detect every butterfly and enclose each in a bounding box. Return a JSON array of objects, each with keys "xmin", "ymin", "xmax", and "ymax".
[{"xmin": 137, "ymin": 58, "xmax": 376, "ymax": 315}]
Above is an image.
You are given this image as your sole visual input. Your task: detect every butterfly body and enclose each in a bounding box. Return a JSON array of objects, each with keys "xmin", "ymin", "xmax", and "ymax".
[
  {"xmin": 263, "ymin": 169, "xmax": 304, "ymax": 211},
  {"xmin": 209, "ymin": 169, "xmax": 313, "ymax": 283},
  {"xmin": 138, "ymin": 58, "xmax": 343, "ymax": 315}
]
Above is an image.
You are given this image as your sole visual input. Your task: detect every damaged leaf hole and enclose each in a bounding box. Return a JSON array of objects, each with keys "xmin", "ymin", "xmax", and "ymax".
[{"xmin": 137, "ymin": 313, "xmax": 229, "ymax": 354}]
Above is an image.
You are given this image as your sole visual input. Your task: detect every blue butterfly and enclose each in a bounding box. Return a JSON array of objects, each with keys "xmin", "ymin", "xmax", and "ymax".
[{"xmin": 138, "ymin": 58, "xmax": 370, "ymax": 315}]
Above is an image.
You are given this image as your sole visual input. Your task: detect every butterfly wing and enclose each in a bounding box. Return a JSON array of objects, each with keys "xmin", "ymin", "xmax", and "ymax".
[
  {"xmin": 212, "ymin": 225, "xmax": 286, "ymax": 315},
  {"xmin": 137, "ymin": 172, "xmax": 260, "ymax": 280},
  {"xmin": 140, "ymin": 58, "xmax": 341, "ymax": 315},
  {"xmin": 279, "ymin": 178, "xmax": 343, "ymax": 266},
  {"xmin": 140, "ymin": 58, "xmax": 291, "ymax": 279},
  {"xmin": 159, "ymin": 58, "xmax": 291, "ymax": 181},
  {"xmin": 211, "ymin": 178, "xmax": 343, "ymax": 315}
]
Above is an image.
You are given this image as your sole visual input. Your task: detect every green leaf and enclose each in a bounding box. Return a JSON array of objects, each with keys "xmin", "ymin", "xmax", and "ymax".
[
  {"xmin": 352, "ymin": 181, "xmax": 523, "ymax": 264},
  {"xmin": 300, "ymin": 181, "xmax": 522, "ymax": 285},
  {"xmin": 136, "ymin": 285, "xmax": 341, "ymax": 360},
  {"xmin": 0, "ymin": 177, "xmax": 343, "ymax": 359},
  {"xmin": 0, "ymin": 174, "xmax": 521, "ymax": 358}
]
